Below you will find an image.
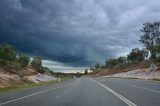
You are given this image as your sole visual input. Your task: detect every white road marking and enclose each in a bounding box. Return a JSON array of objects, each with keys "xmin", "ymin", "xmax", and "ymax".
[
  {"xmin": 91, "ymin": 79, "xmax": 137, "ymax": 106},
  {"xmin": 130, "ymin": 85, "xmax": 160, "ymax": 94},
  {"xmin": 0, "ymin": 83, "xmax": 73, "ymax": 106}
]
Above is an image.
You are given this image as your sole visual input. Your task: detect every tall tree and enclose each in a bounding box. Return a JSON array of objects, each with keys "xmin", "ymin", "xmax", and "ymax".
[
  {"xmin": 140, "ymin": 21, "xmax": 160, "ymax": 59},
  {"xmin": 140, "ymin": 21, "xmax": 160, "ymax": 46}
]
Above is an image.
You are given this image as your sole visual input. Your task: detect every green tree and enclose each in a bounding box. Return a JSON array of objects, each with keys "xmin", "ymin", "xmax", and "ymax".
[
  {"xmin": 139, "ymin": 21, "xmax": 160, "ymax": 59},
  {"xmin": 31, "ymin": 57, "xmax": 45, "ymax": 74},
  {"xmin": 17, "ymin": 54, "xmax": 30, "ymax": 67},
  {"xmin": 84, "ymin": 69, "xmax": 88, "ymax": 75},
  {"xmin": 90, "ymin": 67, "xmax": 94, "ymax": 71},
  {"xmin": 95, "ymin": 63, "xmax": 100, "ymax": 69},
  {"xmin": 117, "ymin": 56, "xmax": 127, "ymax": 66},
  {"xmin": 127, "ymin": 48, "xmax": 144, "ymax": 63},
  {"xmin": 0, "ymin": 45, "xmax": 16, "ymax": 62},
  {"xmin": 105, "ymin": 58, "xmax": 118, "ymax": 68},
  {"xmin": 139, "ymin": 21, "xmax": 160, "ymax": 46},
  {"xmin": 147, "ymin": 45, "xmax": 160, "ymax": 59},
  {"xmin": 141, "ymin": 48, "xmax": 150, "ymax": 59},
  {"xmin": 31, "ymin": 57, "xmax": 42, "ymax": 69}
]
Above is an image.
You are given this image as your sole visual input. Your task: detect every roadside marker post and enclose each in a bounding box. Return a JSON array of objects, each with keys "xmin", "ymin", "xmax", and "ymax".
[{"xmin": 58, "ymin": 76, "xmax": 61, "ymax": 83}]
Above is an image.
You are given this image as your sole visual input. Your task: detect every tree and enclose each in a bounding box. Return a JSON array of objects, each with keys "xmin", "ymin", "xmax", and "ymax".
[
  {"xmin": 31, "ymin": 57, "xmax": 42, "ymax": 69},
  {"xmin": 117, "ymin": 56, "xmax": 127, "ymax": 66},
  {"xmin": 139, "ymin": 21, "xmax": 160, "ymax": 47},
  {"xmin": 0, "ymin": 45, "xmax": 16, "ymax": 61},
  {"xmin": 105, "ymin": 58, "xmax": 118, "ymax": 68},
  {"xmin": 95, "ymin": 63, "xmax": 100, "ymax": 69},
  {"xmin": 147, "ymin": 45, "xmax": 160, "ymax": 59},
  {"xmin": 31, "ymin": 57, "xmax": 45, "ymax": 74},
  {"xmin": 127, "ymin": 48, "xmax": 144, "ymax": 63},
  {"xmin": 141, "ymin": 48, "xmax": 150, "ymax": 60},
  {"xmin": 84, "ymin": 69, "xmax": 88, "ymax": 75},
  {"xmin": 17, "ymin": 54, "xmax": 30, "ymax": 67},
  {"xmin": 139, "ymin": 21, "xmax": 160, "ymax": 59},
  {"xmin": 90, "ymin": 67, "xmax": 94, "ymax": 71}
]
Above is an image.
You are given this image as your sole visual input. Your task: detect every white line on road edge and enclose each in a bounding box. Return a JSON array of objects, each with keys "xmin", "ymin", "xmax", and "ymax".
[
  {"xmin": 91, "ymin": 79, "xmax": 137, "ymax": 106},
  {"xmin": 0, "ymin": 83, "xmax": 73, "ymax": 106},
  {"xmin": 130, "ymin": 85, "xmax": 160, "ymax": 94}
]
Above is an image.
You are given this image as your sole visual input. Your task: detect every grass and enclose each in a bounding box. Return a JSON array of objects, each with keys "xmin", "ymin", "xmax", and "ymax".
[
  {"xmin": 149, "ymin": 78, "xmax": 160, "ymax": 81},
  {"xmin": 106, "ymin": 76, "xmax": 160, "ymax": 81},
  {"xmin": 0, "ymin": 77, "xmax": 70, "ymax": 93}
]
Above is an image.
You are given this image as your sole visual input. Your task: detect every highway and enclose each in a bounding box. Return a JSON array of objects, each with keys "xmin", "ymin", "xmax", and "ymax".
[{"xmin": 0, "ymin": 77, "xmax": 160, "ymax": 106}]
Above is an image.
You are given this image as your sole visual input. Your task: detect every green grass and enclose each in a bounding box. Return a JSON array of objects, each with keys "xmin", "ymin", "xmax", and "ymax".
[{"xmin": 0, "ymin": 77, "xmax": 70, "ymax": 93}]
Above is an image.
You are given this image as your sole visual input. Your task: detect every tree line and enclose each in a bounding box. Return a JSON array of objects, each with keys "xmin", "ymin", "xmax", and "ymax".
[
  {"xmin": 0, "ymin": 45, "xmax": 49, "ymax": 74},
  {"xmin": 93, "ymin": 21, "xmax": 160, "ymax": 70}
]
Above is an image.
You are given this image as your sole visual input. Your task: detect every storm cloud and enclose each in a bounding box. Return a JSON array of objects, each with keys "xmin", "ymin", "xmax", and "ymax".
[{"xmin": 1, "ymin": 0, "xmax": 160, "ymax": 69}]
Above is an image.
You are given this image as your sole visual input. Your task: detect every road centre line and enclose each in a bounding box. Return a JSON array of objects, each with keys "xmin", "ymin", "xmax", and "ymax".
[{"xmin": 91, "ymin": 79, "xmax": 137, "ymax": 106}]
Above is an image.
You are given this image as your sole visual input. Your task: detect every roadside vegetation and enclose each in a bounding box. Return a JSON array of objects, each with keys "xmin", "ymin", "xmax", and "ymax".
[
  {"xmin": 0, "ymin": 76, "xmax": 70, "ymax": 92},
  {"xmin": 0, "ymin": 45, "xmax": 72, "ymax": 91},
  {"xmin": 91, "ymin": 21, "xmax": 160, "ymax": 73},
  {"xmin": 0, "ymin": 44, "xmax": 54, "ymax": 74}
]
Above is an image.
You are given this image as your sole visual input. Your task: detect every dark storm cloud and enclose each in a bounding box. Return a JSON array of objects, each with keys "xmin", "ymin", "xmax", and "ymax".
[{"xmin": 1, "ymin": 0, "xmax": 160, "ymax": 67}]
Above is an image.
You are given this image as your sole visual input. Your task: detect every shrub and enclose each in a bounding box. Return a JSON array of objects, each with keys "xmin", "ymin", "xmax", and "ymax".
[
  {"xmin": 17, "ymin": 54, "xmax": 30, "ymax": 67},
  {"xmin": 31, "ymin": 57, "xmax": 42, "ymax": 69},
  {"xmin": 0, "ymin": 45, "xmax": 16, "ymax": 62},
  {"xmin": 0, "ymin": 60, "xmax": 7, "ymax": 66}
]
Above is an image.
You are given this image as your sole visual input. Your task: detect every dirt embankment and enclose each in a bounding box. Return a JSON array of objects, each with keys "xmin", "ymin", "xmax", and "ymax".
[
  {"xmin": 106, "ymin": 67, "xmax": 160, "ymax": 79},
  {"xmin": 0, "ymin": 66, "xmax": 56, "ymax": 88},
  {"xmin": 89, "ymin": 60, "xmax": 160, "ymax": 79},
  {"xmin": 0, "ymin": 69, "xmax": 20, "ymax": 88}
]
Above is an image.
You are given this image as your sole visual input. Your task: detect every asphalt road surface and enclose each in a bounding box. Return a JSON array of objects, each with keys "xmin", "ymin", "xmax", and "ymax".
[{"xmin": 0, "ymin": 77, "xmax": 160, "ymax": 106}]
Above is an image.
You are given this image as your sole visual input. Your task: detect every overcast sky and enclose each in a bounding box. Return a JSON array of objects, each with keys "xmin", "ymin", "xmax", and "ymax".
[{"xmin": 0, "ymin": 0, "xmax": 160, "ymax": 72}]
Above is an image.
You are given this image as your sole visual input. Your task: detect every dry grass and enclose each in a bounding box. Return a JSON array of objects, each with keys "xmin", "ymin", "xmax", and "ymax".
[{"xmin": 0, "ymin": 77, "xmax": 69, "ymax": 92}]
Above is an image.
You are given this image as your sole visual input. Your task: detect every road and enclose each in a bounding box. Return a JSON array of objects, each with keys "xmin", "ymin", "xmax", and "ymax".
[{"xmin": 0, "ymin": 77, "xmax": 160, "ymax": 106}]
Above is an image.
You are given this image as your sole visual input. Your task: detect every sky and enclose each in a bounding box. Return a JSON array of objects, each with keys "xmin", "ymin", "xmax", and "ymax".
[{"xmin": 1, "ymin": 0, "xmax": 160, "ymax": 72}]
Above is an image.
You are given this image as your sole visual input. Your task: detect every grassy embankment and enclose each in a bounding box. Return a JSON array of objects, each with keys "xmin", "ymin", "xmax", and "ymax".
[{"xmin": 0, "ymin": 76, "xmax": 70, "ymax": 93}]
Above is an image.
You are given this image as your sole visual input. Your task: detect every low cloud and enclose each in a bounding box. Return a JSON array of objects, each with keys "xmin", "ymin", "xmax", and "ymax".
[{"xmin": 42, "ymin": 60, "xmax": 88, "ymax": 72}]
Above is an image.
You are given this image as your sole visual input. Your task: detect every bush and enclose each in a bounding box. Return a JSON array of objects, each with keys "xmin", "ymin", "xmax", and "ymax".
[
  {"xmin": 147, "ymin": 45, "xmax": 160, "ymax": 59},
  {"xmin": 12, "ymin": 62, "xmax": 22, "ymax": 70},
  {"xmin": 17, "ymin": 54, "xmax": 30, "ymax": 67},
  {"xmin": 105, "ymin": 58, "xmax": 118, "ymax": 68},
  {"xmin": 31, "ymin": 57, "xmax": 42, "ymax": 69},
  {"xmin": 36, "ymin": 67, "xmax": 44, "ymax": 74},
  {"xmin": 0, "ymin": 60, "xmax": 7, "ymax": 66},
  {"xmin": 31, "ymin": 57, "xmax": 44, "ymax": 73},
  {"xmin": 95, "ymin": 63, "xmax": 100, "ymax": 69},
  {"xmin": 49, "ymin": 70, "xmax": 54, "ymax": 75},
  {"xmin": 0, "ymin": 45, "xmax": 16, "ymax": 62},
  {"xmin": 127, "ymin": 48, "xmax": 144, "ymax": 63},
  {"xmin": 84, "ymin": 69, "xmax": 88, "ymax": 75}
]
